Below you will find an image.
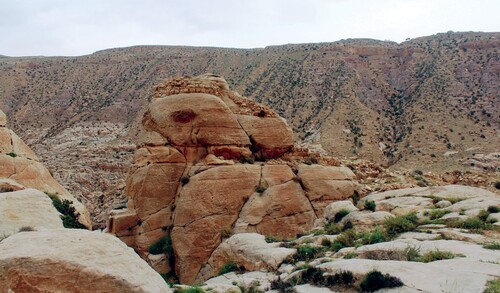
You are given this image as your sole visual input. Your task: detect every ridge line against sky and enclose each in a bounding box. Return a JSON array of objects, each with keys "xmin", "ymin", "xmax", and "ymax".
[{"xmin": 0, "ymin": 0, "xmax": 499, "ymax": 57}]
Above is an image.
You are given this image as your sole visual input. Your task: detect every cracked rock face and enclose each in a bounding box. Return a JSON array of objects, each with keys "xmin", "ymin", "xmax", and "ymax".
[
  {"xmin": 107, "ymin": 74, "xmax": 360, "ymax": 284},
  {"xmin": 0, "ymin": 109, "xmax": 91, "ymax": 228}
]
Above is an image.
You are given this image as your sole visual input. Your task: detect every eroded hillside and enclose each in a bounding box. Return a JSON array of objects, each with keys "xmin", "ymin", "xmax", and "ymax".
[{"xmin": 0, "ymin": 32, "xmax": 498, "ymax": 224}]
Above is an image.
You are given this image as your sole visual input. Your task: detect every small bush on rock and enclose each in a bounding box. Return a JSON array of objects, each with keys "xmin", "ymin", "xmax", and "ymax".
[
  {"xmin": 292, "ymin": 246, "xmax": 326, "ymax": 262},
  {"xmin": 483, "ymin": 243, "xmax": 500, "ymax": 250},
  {"xmin": 484, "ymin": 278, "xmax": 500, "ymax": 293},
  {"xmin": 487, "ymin": 205, "xmax": 500, "ymax": 213},
  {"xmin": 181, "ymin": 176, "xmax": 190, "ymax": 186},
  {"xmin": 48, "ymin": 194, "xmax": 87, "ymax": 229},
  {"xmin": 149, "ymin": 236, "xmax": 173, "ymax": 256},
  {"xmin": 334, "ymin": 209, "xmax": 350, "ymax": 223},
  {"xmin": 384, "ymin": 212, "xmax": 418, "ymax": 238},
  {"xmin": 255, "ymin": 185, "xmax": 267, "ymax": 193},
  {"xmin": 419, "ymin": 249, "xmax": 456, "ymax": 263},
  {"xmin": 6, "ymin": 152, "xmax": 17, "ymax": 158},
  {"xmin": 177, "ymin": 287, "xmax": 204, "ymax": 293},
  {"xmin": 326, "ymin": 270, "xmax": 355, "ymax": 286},
  {"xmin": 359, "ymin": 270, "xmax": 403, "ymax": 292},
  {"xmin": 219, "ymin": 261, "xmax": 243, "ymax": 275},
  {"xmin": 364, "ymin": 200, "xmax": 376, "ymax": 211}
]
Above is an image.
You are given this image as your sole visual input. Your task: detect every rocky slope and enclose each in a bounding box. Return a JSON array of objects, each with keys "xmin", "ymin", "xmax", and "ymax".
[
  {"xmin": 0, "ymin": 109, "xmax": 91, "ymax": 228},
  {"xmin": 179, "ymin": 185, "xmax": 500, "ymax": 293},
  {"xmin": 0, "ymin": 32, "xmax": 498, "ymax": 224},
  {"xmin": 108, "ymin": 74, "xmax": 361, "ymax": 284}
]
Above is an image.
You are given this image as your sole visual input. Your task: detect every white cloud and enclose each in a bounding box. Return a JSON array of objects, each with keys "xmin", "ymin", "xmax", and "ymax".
[{"xmin": 0, "ymin": 0, "xmax": 498, "ymax": 56}]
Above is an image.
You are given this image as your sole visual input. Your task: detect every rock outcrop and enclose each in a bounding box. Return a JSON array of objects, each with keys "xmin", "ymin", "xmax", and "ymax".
[
  {"xmin": 0, "ymin": 229, "xmax": 172, "ymax": 293},
  {"xmin": 108, "ymin": 74, "xmax": 361, "ymax": 284},
  {"xmin": 0, "ymin": 109, "xmax": 91, "ymax": 229},
  {"xmin": 0, "ymin": 188, "xmax": 64, "ymax": 235}
]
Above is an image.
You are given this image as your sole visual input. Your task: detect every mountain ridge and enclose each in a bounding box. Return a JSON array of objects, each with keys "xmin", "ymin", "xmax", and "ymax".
[{"xmin": 0, "ymin": 31, "xmax": 498, "ymax": 224}]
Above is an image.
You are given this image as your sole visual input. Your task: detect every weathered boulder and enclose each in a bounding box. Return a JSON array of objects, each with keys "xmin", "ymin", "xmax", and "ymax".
[
  {"xmin": 298, "ymin": 164, "xmax": 361, "ymax": 216},
  {"xmin": 0, "ymin": 229, "xmax": 172, "ymax": 293},
  {"xmin": 0, "ymin": 188, "xmax": 63, "ymax": 236},
  {"xmin": 107, "ymin": 74, "xmax": 362, "ymax": 284},
  {"xmin": 323, "ymin": 200, "xmax": 359, "ymax": 221},
  {"xmin": 197, "ymin": 233, "xmax": 296, "ymax": 283}
]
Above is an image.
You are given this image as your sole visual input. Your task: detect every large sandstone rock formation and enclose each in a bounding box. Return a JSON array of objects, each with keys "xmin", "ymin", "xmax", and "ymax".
[
  {"xmin": 108, "ymin": 74, "xmax": 361, "ymax": 284},
  {"xmin": 0, "ymin": 229, "xmax": 172, "ymax": 293},
  {"xmin": 0, "ymin": 109, "xmax": 91, "ymax": 228}
]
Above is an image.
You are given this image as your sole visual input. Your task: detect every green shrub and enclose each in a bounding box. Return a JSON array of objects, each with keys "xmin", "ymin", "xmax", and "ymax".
[
  {"xmin": 255, "ymin": 185, "xmax": 267, "ymax": 193},
  {"xmin": 325, "ymin": 270, "xmax": 355, "ymax": 286},
  {"xmin": 321, "ymin": 238, "xmax": 332, "ymax": 247},
  {"xmin": 331, "ymin": 229, "xmax": 358, "ymax": 251},
  {"xmin": 406, "ymin": 246, "xmax": 422, "ymax": 261},
  {"xmin": 300, "ymin": 267, "xmax": 324, "ymax": 285},
  {"xmin": 367, "ymin": 228, "xmax": 386, "ymax": 244},
  {"xmin": 483, "ymin": 243, "xmax": 500, "ymax": 250},
  {"xmin": 449, "ymin": 216, "xmax": 492, "ymax": 231},
  {"xmin": 487, "ymin": 206, "xmax": 500, "ymax": 213},
  {"xmin": 428, "ymin": 209, "xmax": 451, "ymax": 220},
  {"xmin": 293, "ymin": 245, "xmax": 326, "ymax": 262},
  {"xmin": 334, "ymin": 209, "xmax": 350, "ymax": 223},
  {"xmin": 344, "ymin": 252, "xmax": 358, "ymax": 259},
  {"xmin": 48, "ymin": 194, "xmax": 87, "ymax": 229},
  {"xmin": 342, "ymin": 221, "xmax": 354, "ymax": 231},
  {"xmin": 365, "ymin": 200, "xmax": 376, "ymax": 211},
  {"xmin": 478, "ymin": 210, "xmax": 491, "ymax": 222},
  {"xmin": 160, "ymin": 272, "xmax": 178, "ymax": 287},
  {"xmin": 359, "ymin": 270, "xmax": 404, "ymax": 292},
  {"xmin": 6, "ymin": 152, "xmax": 17, "ymax": 158},
  {"xmin": 270, "ymin": 277, "xmax": 294, "ymax": 292},
  {"xmin": 495, "ymin": 182, "xmax": 500, "ymax": 190},
  {"xmin": 181, "ymin": 176, "xmax": 190, "ymax": 186},
  {"xmin": 149, "ymin": 236, "xmax": 172, "ymax": 255},
  {"xmin": 324, "ymin": 222, "xmax": 343, "ymax": 235},
  {"xmin": 419, "ymin": 249, "xmax": 456, "ymax": 263},
  {"xmin": 484, "ymin": 278, "xmax": 500, "ymax": 293},
  {"xmin": 219, "ymin": 261, "xmax": 242, "ymax": 275},
  {"xmin": 384, "ymin": 213, "xmax": 418, "ymax": 238},
  {"xmin": 177, "ymin": 287, "xmax": 205, "ymax": 293},
  {"xmin": 265, "ymin": 235, "xmax": 280, "ymax": 243}
]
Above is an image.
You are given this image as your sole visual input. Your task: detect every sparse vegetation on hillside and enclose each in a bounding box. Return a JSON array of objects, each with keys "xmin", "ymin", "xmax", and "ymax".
[{"xmin": 47, "ymin": 193, "xmax": 87, "ymax": 229}]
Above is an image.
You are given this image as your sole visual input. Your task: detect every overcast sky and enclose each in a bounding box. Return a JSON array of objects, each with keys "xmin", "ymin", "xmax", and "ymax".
[{"xmin": 1, "ymin": 0, "xmax": 499, "ymax": 57}]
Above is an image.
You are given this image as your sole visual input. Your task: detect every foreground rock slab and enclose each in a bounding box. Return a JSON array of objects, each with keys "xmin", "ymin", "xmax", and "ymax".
[{"xmin": 0, "ymin": 229, "xmax": 171, "ymax": 293}]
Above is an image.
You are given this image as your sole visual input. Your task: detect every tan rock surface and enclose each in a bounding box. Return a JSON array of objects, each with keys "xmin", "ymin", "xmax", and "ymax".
[
  {"xmin": 234, "ymin": 181, "xmax": 316, "ymax": 238},
  {"xmin": 0, "ymin": 188, "xmax": 63, "ymax": 236},
  {"xmin": 237, "ymin": 115, "xmax": 294, "ymax": 159},
  {"xmin": 298, "ymin": 164, "xmax": 360, "ymax": 216},
  {"xmin": 108, "ymin": 74, "xmax": 362, "ymax": 284},
  {"xmin": 144, "ymin": 93, "xmax": 250, "ymax": 147},
  {"xmin": 0, "ymin": 229, "xmax": 172, "ymax": 293},
  {"xmin": 0, "ymin": 109, "xmax": 6, "ymax": 127},
  {"xmin": 0, "ymin": 128, "xmax": 38, "ymax": 160},
  {"xmin": 197, "ymin": 233, "xmax": 296, "ymax": 283},
  {"xmin": 172, "ymin": 165, "xmax": 261, "ymax": 284}
]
